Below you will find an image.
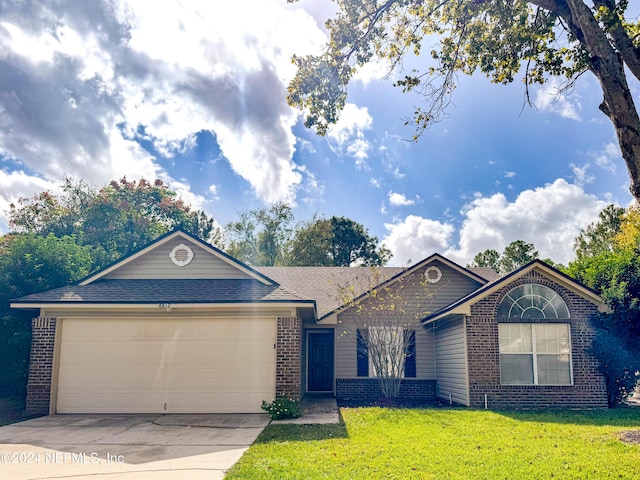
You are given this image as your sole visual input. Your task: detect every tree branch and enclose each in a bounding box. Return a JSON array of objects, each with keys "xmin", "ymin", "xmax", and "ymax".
[{"xmin": 593, "ymin": 0, "xmax": 640, "ymax": 81}]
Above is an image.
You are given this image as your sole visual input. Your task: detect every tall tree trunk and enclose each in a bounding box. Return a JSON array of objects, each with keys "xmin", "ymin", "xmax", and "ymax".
[{"xmin": 563, "ymin": 0, "xmax": 640, "ymax": 203}]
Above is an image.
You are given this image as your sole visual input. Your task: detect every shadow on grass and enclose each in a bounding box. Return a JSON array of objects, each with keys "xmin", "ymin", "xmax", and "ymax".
[
  {"xmin": 493, "ymin": 405, "xmax": 640, "ymax": 427},
  {"xmin": 255, "ymin": 417, "xmax": 349, "ymax": 444}
]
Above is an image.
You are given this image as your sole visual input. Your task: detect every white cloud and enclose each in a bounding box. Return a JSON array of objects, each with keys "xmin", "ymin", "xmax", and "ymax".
[
  {"xmin": 570, "ymin": 163, "xmax": 595, "ymax": 187},
  {"xmin": 352, "ymin": 56, "xmax": 392, "ymax": 86},
  {"xmin": 327, "ymin": 103, "xmax": 373, "ymax": 167},
  {"xmin": 0, "ymin": 0, "xmax": 327, "ymax": 207},
  {"xmin": 208, "ymin": 184, "xmax": 220, "ymax": 200},
  {"xmin": 591, "ymin": 141, "xmax": 620, "ymax": 173},
  {"xmin": 504, "ymin": 171, "xmax": 516, "ymax": 178},
  {"xmin": 388, "ymin": 191, "xmax": 418, "ymax": 206},
  {"xmin": 534, "ymin": 78, "xmax": 582, "ymax": 121},
  {"xmin": 447, "ymin": 179, "xmax": 608, "ymax": 266},
  {"xmin": 383, "ymin": 216, "xmax": 455, "ymax": 266},
  {"xmin": 383, "ymin": 179, "xmax": 608, "ymax": 267}
]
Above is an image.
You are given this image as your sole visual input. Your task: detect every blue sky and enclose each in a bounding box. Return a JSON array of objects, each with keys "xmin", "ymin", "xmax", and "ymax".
[{"xmin": 0, "ymin": 0, "xmax": 636, "ymax": 267}]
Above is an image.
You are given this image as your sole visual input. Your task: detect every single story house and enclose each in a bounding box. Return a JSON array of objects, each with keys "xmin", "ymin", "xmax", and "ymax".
[{"xmin": 12, "ymin": 229, "xmax": 609, "ymax": 415}]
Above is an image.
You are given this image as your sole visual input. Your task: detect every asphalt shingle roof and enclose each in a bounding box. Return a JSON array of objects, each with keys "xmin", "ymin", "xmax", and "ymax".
[
  {"xmin": 13, "ymin": 279, "xmax": 308, "ymax": 305},
  {"xmin": 13, "ymin": 260, "xmax": 496, "ymax": 320},
  {"xmin": 255, "ymin": 266, "xmax": 406, "ymax": 319}
]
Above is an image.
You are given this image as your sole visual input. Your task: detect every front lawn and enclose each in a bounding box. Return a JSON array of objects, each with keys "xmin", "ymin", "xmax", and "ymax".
[{"xmin": 226, "ymin": 407, "xmax": 640, "ymax": 479}]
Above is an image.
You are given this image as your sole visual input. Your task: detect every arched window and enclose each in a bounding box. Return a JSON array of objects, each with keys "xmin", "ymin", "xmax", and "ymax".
[
  {"xmin": 497, "ymin": 283, "xmax": 572, "ymax": 385},
  {"xmin": 497, "ymin": 284, "xmax": 569, "ymax": 319}
]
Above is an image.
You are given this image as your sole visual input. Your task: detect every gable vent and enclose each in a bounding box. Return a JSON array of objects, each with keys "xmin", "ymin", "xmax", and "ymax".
[{"xmin": 169, "ymin": 244, "xmax": 194, "ymax": 267}]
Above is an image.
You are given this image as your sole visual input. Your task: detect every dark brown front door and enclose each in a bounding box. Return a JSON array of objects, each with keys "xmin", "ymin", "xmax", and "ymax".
[{"xmin": 308, "ymin": 331, "xmax": 334, "ymax": 391}]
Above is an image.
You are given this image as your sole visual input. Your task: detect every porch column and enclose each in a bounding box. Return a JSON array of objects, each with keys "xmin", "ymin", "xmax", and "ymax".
[
  {"xmin": 275, "ymin": 316, "xmax": 302, "ymax": 399},
  {"xmin": 25, "ymin": 317, "xmax": 57, "ymax": 415}
]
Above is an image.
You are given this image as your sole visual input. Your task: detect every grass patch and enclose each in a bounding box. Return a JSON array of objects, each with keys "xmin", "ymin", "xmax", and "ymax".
[{"xmin": 226, "ymin": 407, "xmax": 640, "ymax": 479}]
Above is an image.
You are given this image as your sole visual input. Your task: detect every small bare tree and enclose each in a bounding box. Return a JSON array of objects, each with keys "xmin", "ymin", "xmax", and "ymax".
[{"xmin": 336, "ymin": 267, "xmax": 440, "ymax": 399}]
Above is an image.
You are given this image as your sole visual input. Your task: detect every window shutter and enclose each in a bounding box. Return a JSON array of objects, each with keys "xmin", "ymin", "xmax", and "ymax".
[
  {"xmin": 404, "ymin": 329, "xmax": 416, "ymax": 378},
  {"xmin": 356, "ymin": 329, "xmax": 369, "ymax": 377}
]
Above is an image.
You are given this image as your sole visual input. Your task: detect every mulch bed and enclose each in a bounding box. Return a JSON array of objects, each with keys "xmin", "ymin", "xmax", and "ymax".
[
  {"xmin": 620, "ymin": 430, "xmax": 640, "ymax": 444},
  {"xmin": 337, "ymin": 398, "xmax": 449, "ymax": 409}
]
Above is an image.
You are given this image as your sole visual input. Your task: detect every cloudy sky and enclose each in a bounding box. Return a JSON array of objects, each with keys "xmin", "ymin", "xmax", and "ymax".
[{"xmin": 0, "ymin": 0, "xmax": 637, "ymax": 267}]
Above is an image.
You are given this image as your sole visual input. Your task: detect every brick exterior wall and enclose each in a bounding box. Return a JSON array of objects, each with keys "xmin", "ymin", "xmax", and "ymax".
[
  {"xmin": 276, "ymin": 316, "xmax": 302, "ymax": 399},
  {"xmin": 25, "ymin": 317, "xmax": 57, "ymax": 415},
  {"xmin": 466, "ymin": 272, "xmax": 608, "ymax": 409},
  {"xmin": 336, "ymin": 378, "xmax": 436, "ymax": 403}
]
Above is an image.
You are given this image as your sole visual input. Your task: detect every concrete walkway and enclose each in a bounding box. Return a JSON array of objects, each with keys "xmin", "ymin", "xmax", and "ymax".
[
  {"xmin": 0, "ymin": 414, "xmax": 269, "ymax": 480},
  {"xmin": 272, "ymin": 395, "xmax": 340, "ymax": 425}
]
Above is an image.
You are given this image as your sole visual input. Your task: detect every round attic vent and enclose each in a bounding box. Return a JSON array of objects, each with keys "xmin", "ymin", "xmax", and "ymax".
[
  {"xmin": 424, "ymin": 266, "xmax": 442, "ymax": 284},
  {"xmin": 169, "ymin": 244, "xmax": 194, "ymax": 267}
]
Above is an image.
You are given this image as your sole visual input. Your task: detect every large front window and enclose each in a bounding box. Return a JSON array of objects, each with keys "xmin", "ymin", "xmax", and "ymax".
[
  {"xmin": 497, "ymin": 284, "xmax": 572, "ymax": 385},
  {"xmin": 499, "ymin": 323, "xmax": 572, "ymax": 385}
]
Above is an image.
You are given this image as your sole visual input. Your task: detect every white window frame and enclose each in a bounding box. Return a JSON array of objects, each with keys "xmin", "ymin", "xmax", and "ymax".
[
  {"xmin": 499, "ymin": 323, "xmax": 574, "ymax": 386},
  {"xmin": 367, "ymin": 326, "xmax": 406, "ymax": 379}
]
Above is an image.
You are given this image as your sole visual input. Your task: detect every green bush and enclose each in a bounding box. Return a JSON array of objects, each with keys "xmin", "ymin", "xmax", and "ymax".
[
  {"xmin": 261, "ymin": 395, "xmax": 302, "ymax": 420},
  {"xmin": 591, "ymin": 328, "xmax": 640, "ymax": 406}
]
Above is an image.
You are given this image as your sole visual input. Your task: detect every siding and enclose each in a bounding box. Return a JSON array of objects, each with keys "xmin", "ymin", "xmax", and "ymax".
[
  {"xmin": 434, "ymin": 315, "xmax": 470, "ymax": 406},
  {"xmin": 104, "ymin": 238, "xmax": 254, "ymax": 280},
  {"xmin": 334, "ymin": 260, "xmax": 480, "ymax": 380}
]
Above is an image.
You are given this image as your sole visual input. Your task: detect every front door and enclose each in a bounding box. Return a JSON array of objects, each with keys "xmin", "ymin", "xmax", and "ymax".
[{"xmin": 308, "ymin": 331, "xmax": 334, "ymax": 392}]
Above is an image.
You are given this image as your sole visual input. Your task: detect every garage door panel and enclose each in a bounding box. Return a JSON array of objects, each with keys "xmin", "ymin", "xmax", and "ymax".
[
  {"xmin": 196, "ymin": 369, "xmax": 226, "ymax": 387},
  {"xmin": 115, "ymin": 345, "xmax": 144, "ymax": 364},
  {"xmin": 144, "ymin": 320, "xmax": 170, "ymax": 337},
  {"xmin": 141, "ymin": 343, "xmax": 166, "ymax": 363},
  {"xmin": 165, "ymin": 368, "xmax": 196, "ymax": 387},
  {"xmin": 195, "ymin": 345, "xmax": 225, "ymax": 363},
  {"xmin": 57, "ymin": 317, "xmax": 277, "ymax": 414},
  {"xmin": 58, "ymin": 368, "xmax": 117, "ymax": 388},
  {"xmin": 168, "ymin": 344, "xmax": 198, "ymax": 365},
  {"xmin": 194, "ymin": 321, "xmax": 225, "ymax": 337},
  {"xmin": 167, "ymin": 320, "xmax": 196, "ymax": 337},
  {"xmin": 117, "ymin": 320, "xmax": 145, "ymax": 338}
]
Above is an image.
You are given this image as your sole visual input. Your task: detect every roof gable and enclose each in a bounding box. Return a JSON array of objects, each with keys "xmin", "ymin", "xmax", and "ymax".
[
  {"xmin": 423, "ymin": 260, "xmax": 607, "ymax": 323},
  {"xmin": 266, "ymin": 254, "xmax": 489, "ymax": 320},
  {"xmin": 80, "ymin": 230, "xmax": 277, "ymax": 285}
]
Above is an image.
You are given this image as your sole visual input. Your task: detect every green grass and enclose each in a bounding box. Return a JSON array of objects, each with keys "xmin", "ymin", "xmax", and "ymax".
[{"xmin": 226, "ymin": 407, "xmax": 640, "ymax": 479}]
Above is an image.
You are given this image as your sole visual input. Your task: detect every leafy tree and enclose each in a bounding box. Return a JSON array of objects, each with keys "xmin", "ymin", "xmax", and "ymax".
[
  {"xmin": 567, "ymin": 205, "xmax": 640, "ymax": 405},
  {"xmin": 226, "ymin": 202, "xmax": 295, "ymax": 266},
  {"xmin": 288, "ymin": 215, "xmax": 334, "ymax": 266},
  {"xmin": 336, "ymin": 267, "xmax": 434, "ymax": 399},
  {"xmin": 469, "ymin": 240, "xmax": 539, "ymax": 274},
  {"xmin": 289, "ymin": 215, "xmax": 392, "ymax": 266},
  {"xmin": 469, "ymin": 249, "xmax": 500, "ymax": 272},
  {"xmin": 8, "ymin": 177, "xmax": 220, "ymax": 263},
  {"xmin": 0, "ymin": 234, "xmax": 98, "ymax": 400},
  {"xmin": 287, "ymin": 0, "xmax": 640, "ymax": 202},
  {"xmin": 573, "ymin": 204, "xmax": 625, "ymax": 261},
  {"xmin": 500, "ymin": 240, "xmax": 539, "ymax": 273},
  {"xmin": 330, "ymin": 216, "xmax": 392, "ymax": 266}
]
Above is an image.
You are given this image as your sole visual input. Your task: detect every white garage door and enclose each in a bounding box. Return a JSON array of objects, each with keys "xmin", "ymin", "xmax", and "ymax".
[{"xmin": 56, "ymin": 317, "xmax": 277, "ymax": 414}]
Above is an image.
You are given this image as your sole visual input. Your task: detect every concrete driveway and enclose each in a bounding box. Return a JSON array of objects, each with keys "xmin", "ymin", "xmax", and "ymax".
[{"xmin": 0, "ymin": 413, "xmax": 270, "ymax": 479}]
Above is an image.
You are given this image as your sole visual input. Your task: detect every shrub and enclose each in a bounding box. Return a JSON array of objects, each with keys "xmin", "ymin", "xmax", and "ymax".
[
  {"xmin": 261, "ymin": 395, "xmax": 302, "ymax": 420},
  {"xmin": 591, "ymin": 328, "xmax": 640, "ymax": 406}
]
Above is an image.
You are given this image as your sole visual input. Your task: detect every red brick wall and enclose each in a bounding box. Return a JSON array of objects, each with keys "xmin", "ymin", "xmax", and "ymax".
[
  {"xmin": 25, "ymin": 317, "xmax": 57, "ymax": 415},
  {"xmin": 276, "ymin": 316, "xmax": 302, "ymax": 399},
  {"xmin": 336, "ymin": 378, "xmax": 436, "ymax": 404},
  {"xmin": 466, "ymin": 271, "xmax": 608, "ymax": 409}
]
